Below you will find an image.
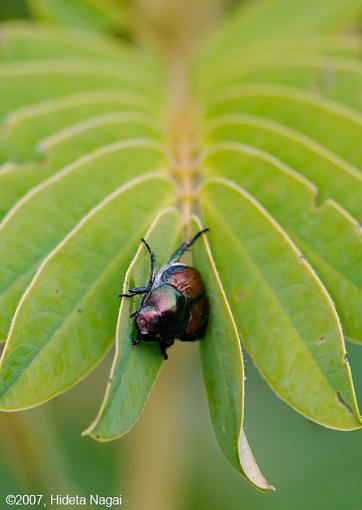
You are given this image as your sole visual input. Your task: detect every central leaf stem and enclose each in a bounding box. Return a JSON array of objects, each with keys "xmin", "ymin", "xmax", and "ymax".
[{"xmin": 168, "ymin": 56, "xmax": 202, "ymax": 238}]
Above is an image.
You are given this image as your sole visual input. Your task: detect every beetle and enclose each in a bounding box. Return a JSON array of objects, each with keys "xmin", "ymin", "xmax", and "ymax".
[{"xmin": 119, "ymin": 228, "xmax": 209, "ymax": 359}]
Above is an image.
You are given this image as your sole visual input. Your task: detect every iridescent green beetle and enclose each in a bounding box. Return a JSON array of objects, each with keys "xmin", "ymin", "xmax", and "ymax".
[{"xmin": 119, "ymin": 228, "xmax": 209, "ymax": 359}]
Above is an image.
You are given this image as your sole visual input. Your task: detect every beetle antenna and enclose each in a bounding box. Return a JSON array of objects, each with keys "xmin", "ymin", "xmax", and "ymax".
[
  {"xmin": 169, "ymin": 227, "xmax": 209, "ymax": 263},
  {"xmin": 141, "ymin": 238, "xmax": 157, "ymax": 287}
]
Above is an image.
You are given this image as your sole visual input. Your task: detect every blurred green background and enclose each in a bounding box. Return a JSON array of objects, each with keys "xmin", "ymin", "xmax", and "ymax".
[
  {"xmin": 0, "ymin": 0, "xmax": 29, "ymax": 19},
  {"xmin": 2, "ymin": 340, "xmax": 362, "ymax": 509},
  {"xmin": 1, "ymin": 1, "xmax": 362, "ymax": 509}
]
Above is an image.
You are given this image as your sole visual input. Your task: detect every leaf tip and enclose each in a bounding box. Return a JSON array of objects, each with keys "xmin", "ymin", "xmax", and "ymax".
[
  {"xmin": 81, "ymin": 419, "xmax": 99, "ymax": 439},
  {"xmin": 238, "ymin": 431, "xmax": 275, "ymax": 492}
]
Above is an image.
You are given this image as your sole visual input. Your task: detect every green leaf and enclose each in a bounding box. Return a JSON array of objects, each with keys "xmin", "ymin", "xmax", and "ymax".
[
  {"xmin": 197, "ymin": 38, "xmax": 362, "ymax": 90},
  {"xmin": 206, "ymin": 114, "xmax": 362, "ymax": 222},
  {"xmin": 0, "ymin": 115, "xmax": 163, "ymax": 216},
  {"xmin": 0, "ymin": 142, "xmax": 166, "ymax": 340},
  {"xmin": 39, "ymin": 113, "xmax": 162, "ymax": 163},
  {"xmin": 203, "ymin": 57, "xmax": 362, "ymax": 113},
  {"xmin": 200, "ymin": 178, "xmax": 361, "ymax": 430},
  {"xmin": 200, "ymin": 0, "xmax": 362, "ymax": 70},
  {"xmin": 28, "ymin": 0, "xmax": 128, "ymax": 34},
  {"xmin": 0, "ymin": 174, "xmax": 174, "ymax": 410},
  {"xmin": 204, "ymin": 145, "xmax": 362, "ymax": 343},
  {"xmin": 232, "ymin": 0, "xmax": 362, "ymax": 42},
  {"xmin": 191, "ymin": 216, "xmax": 273, "ymax": 491},
  {"xmin": 0, "ymin": 22, "xmax": 135, "ymax": 62},
  {"xmin": 85, "ymin": 207, "xmax": 182, "ymax": 440},
  {"xmin": 0, "ymin": 91, "xmax": 160, "ymax": 164},
  {"xmin": 0, "ymin": 59, "xmax": 161, "ymax": 121},
  {"xmin": 206, "ymin": 84, "xmax": 362, "ymax": 169}
]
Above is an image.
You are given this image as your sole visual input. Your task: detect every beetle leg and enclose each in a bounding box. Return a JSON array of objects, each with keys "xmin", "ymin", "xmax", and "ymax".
[
  {"xmin": 128, "ymin": 286, "xmax": 150, "ymax": 294},
  {"xmin": 159, "ymin": 339, "xmax": 174, "ymax": 360},
  {"xmin": 168, "ymin": 227, "xmax": 209, "ymax": 263},
  {"xmin": 159, "ymin": 342, "xmax": 169, "ymax": 360},
  {"xmin": 118, "ymin": 286, "xmax": 149, "ymax": 298},
  {"xmin": 132, "ymin": 335, "xmax": 140, "ymax": 345}
]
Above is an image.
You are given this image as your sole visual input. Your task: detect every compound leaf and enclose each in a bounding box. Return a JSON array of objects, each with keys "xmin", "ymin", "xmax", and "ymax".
[{"xmin": 0, "ymin": 0, "xmax": 361, "ymax": 486}]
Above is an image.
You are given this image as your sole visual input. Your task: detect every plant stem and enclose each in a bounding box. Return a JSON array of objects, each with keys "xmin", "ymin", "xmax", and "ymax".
[
  {"xmin": 168, "ymin": 53, "xmax": 203, "ymax": 242},
  {"xmin": 123, "ymin": 342, "xmax": 192, "ymax": 510},
  {"xmin": 119, "ymin": 4, "xmax": 224, "ymax": 508}
]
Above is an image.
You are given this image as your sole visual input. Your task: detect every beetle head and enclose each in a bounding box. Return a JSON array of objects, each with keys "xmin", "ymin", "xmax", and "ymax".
[{"xmin": 136, "ymin": 305, "xmax": 160, "ymax": 336}]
